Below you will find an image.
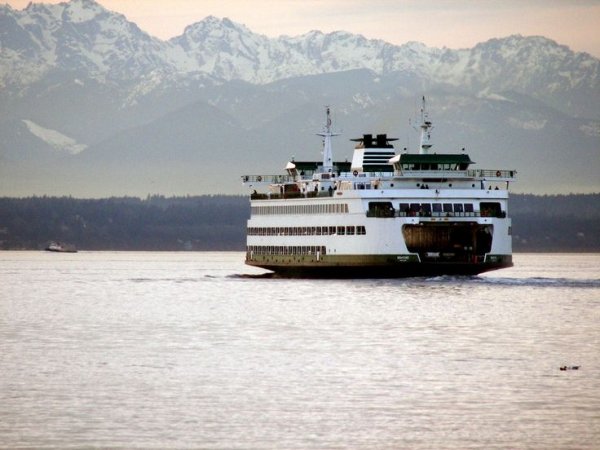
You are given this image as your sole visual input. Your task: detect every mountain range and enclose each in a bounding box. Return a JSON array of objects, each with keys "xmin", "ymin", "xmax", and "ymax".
[{"xmin": 1, "ymin": 0, "xmax": 598, "ymax": 196}]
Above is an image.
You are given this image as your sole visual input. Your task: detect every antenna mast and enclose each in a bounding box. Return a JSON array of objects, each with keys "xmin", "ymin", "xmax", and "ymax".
[
  {"xmin": 419, "ymin": 96, "xmax": 433, "ymax": 154},
  {"xmin": 316, "ymin": 106, "xmax": 340, "ymax": 172}
]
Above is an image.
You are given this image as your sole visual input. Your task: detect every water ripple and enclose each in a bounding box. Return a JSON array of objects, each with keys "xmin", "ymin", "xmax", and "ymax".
[{"xmin": 1, "ymin": 251, "xmax": 599, "ymax": 449}]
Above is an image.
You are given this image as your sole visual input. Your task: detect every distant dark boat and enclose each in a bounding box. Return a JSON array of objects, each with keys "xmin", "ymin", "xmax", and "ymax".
[{"xmin": 45, "ymin": 241, "xmax": 77, "ymax": 253}]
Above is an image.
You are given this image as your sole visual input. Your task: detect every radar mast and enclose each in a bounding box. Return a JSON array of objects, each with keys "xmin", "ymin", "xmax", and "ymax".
[
  {"xmin": 316, "ymin": 106, "xmax": 340, "ymax": 172},
  {"xmin": 418, "ymin": 96, "xmax": 433, "ymax": 155}
]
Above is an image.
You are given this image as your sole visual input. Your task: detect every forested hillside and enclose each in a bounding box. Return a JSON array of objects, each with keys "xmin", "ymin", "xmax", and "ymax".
[
  {"xmin": 0, "ymin": 196, "xmax": 248, "ymax": 251},
  {"xmin": 510, "ymin": 194, "xmax": 600, "ymax": 252},
  {"xmin": 0, "ymin": 194, "xmax": 598, "ymax": 252}
]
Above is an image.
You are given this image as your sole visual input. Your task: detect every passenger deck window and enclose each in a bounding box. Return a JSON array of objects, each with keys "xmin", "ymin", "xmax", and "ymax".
[
  {"xmin": 481, "ymin": 202, "xmax": 503, "ymax": 217},
  {"xmin": 368, "ymin": 201, "xmax": 394, "ymax": 217}
]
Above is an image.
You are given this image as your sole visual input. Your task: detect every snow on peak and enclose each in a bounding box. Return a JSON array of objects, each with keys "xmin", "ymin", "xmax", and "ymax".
[
  {"xmin": 23, "ymin": 119, "xmax": 88, "ymax": 154},
  {"xmin": 2, "ymin": 0, "xmax": 171, "ymax": 82},
  {"xmin": 62, "ymin": 0, "xmax": 106, "ymax": 23},
  {"xmin": 1, "ymin": 1, "xmax": 598, "ymax": 101},
  {"xmin": 180, "ymin": 16, "xmax": 254, "ymax": 40}
]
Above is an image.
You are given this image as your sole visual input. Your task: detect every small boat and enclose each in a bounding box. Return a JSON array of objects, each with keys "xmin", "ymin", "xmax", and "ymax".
[{"xmin": 45, "ymin": 241, "xmax": 77, "ymax": 253}]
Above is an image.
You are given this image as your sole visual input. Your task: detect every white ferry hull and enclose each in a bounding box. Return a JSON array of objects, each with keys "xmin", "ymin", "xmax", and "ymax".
[{"xmin": 245, "ymin": 191, "xmax": 513, "ymax": 278}]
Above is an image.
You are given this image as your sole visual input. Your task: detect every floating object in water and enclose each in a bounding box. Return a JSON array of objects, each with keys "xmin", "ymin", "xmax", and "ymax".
[
  {"xmin": 559, "ymin": 365, "xmax": 580, "ymax": 371},
  {"xmin": 45, "ymin": 241, "xmax": 77, "ymax": 253}
]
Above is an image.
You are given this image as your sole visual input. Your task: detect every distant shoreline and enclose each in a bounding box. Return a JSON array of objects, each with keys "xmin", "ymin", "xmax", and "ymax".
[{"xmin": 1, "ymin": 194, "xmax": 599, "ymax": 252}]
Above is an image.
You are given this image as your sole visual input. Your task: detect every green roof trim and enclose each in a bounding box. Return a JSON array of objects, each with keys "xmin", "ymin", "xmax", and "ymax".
[
  {"xmin": 398, "ymin": 154, "xmax": 474, "ymax": 165},
  {"xmin": 293, "ymin": 161, "xmax": 352, "ymax": 172}
]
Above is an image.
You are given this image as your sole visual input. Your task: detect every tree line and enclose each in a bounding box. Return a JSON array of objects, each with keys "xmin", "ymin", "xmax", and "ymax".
[{"xmin": 0, "ymin": 194, "xmax": 598, "ymax": 252}]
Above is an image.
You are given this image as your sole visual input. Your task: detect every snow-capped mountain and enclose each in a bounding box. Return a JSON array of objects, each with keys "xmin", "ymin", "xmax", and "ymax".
[
  {"xmin": 0, "ymin": 0, "xmax": 179, "ymax": 87},
  {"xmin": 0, "ymin": 0, "xmax": 598, "ymax": 197},
  {"xmin": 1, "ymin": 0, "xmax": 598, "ymax": 115}
]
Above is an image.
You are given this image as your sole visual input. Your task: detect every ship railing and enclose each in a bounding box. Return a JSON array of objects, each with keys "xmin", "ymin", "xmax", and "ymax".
[
  {"xmin": 339, "ymin": 171, "xmax": 395, "ymax": 178},
  {"xmin": 250, "ymin": 191, "xmax": 334, "ymax": 200},
  {"xmin": 242, "ymin": 174, "xmax": 296, "ymax": 184},
  {"xmin": 243, "ymin": 170, "xmax": 516, "ymax": 185},
  {"xmin": 394, "ymin": 169, "xmax": 516, "ymax": 179},
  {"xmin": 468, "ymin": 169, "xmax": 517, "ymax": 179}
]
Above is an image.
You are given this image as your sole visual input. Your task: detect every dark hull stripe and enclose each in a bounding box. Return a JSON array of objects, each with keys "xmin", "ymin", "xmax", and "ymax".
[{"xmin": 246, "ymin": 254, "xmax": 512, "ymax": 278}]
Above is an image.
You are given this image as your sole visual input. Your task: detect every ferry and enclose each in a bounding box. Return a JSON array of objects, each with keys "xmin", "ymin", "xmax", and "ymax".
[{"xmin": 242, "ymin": 98, "xmax": 516, "ymax": 278}]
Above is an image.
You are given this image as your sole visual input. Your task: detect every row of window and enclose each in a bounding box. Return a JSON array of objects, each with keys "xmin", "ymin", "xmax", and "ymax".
[
  {"xmin": 251, "ymin": 203, "xmax": 349, "ymax": 216},
  {"xmin": 248, "ymin": 226, "xmax": 367, "ymax": 236},
  {"xmin": 251, "ymin": 201, "xmax": 503, "ymax": 217},
  {"xmin": 397, "ymin": 201, "xmax": 504, "ymax": 217},
  {"xmin": 247, "ymin": 245, "xmax": 327, "ymax": 256},
  {"xmin": 397, "ymin": 202, "xmax": 476, "ymax": 214},
  {"xmin": 366, "ymin": 201, "xmax": 506, "ymax": 218}
]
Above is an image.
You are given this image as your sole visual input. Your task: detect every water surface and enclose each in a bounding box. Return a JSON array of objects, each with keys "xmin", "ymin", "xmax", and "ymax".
[{"xmin": 1, "ymin": 252, "xmax": 599, "ymax": 449}]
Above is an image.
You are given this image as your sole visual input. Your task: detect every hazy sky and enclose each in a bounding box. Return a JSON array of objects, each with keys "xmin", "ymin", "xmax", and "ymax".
[{"xmin": 5, "ymin": 0, "xmax": 600, "ymax": 57}]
